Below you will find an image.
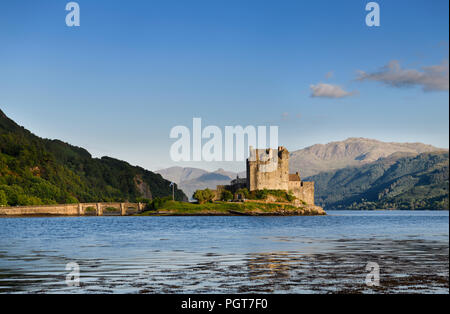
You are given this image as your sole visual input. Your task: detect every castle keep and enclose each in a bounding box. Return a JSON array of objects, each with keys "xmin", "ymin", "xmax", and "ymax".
[
  {"xmin": 246, "ymin": 146, "xmax": 315, "ymax": 205},
  {"xmin": 219, "ymin": 146, "xmax": 315, "ymax": 205}
]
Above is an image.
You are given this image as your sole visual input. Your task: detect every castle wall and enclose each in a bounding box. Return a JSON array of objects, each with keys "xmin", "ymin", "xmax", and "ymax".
[
  {"xmin": 288, "ymin": 181, "xmax": 301, "ymax": 191},
  {"xmin": 288, "ymin": 181, "xmax": 315, "ymax": 205},
  {"xmin": 245, "ymin": 146, "xmax": 315, "ymax": 206},
  {"xmin": 247, "ymin": 147, "xmax": 290, "ymax": 191}
]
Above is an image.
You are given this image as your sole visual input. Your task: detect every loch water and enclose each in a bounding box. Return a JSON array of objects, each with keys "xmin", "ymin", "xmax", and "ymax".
[{"xmin": 0, "ymin": 210, "xmax": 448, "ymax": 293}]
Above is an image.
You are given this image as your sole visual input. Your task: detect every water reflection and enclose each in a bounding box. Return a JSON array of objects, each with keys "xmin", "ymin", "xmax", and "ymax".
[
  {"xmin": 0, "ymin": 212, "xmax": 448, "ymax": 293},
  {"xmin": 0, "ymin": 238, "xmax": 447, "ymax": 294},
  {"xmin": 247, "ymin": 252, "xmax": 294, "ymax": 281}
]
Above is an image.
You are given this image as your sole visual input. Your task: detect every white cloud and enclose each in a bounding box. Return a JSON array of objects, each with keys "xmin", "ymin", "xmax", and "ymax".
[
  {"xmin": 357, "ymin": 59, "xmax": 449, "ymax": 92},
  {"xmin": 310, "ymin": 83, "xmax": 357, "ymax": 98}
]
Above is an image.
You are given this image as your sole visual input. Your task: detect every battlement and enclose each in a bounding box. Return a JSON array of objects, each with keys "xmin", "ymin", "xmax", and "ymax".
[{"xmin": 248, "ymin": 146, "xmax": 289, "ymax": 163}]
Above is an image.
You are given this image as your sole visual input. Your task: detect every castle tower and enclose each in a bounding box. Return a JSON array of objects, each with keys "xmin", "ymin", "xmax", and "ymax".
[
  {"xmin": 245, "ymin": 146, "xmax": 315, "ymax": 205},
  {"xmin": 246, "ymin": 146, "xmax": 290, "ymax": 191}
]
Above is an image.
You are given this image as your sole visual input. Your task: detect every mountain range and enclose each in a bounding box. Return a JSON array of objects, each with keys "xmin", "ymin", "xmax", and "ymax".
[
  {"xmin": 156, "ymin": 167, "xmax": 245, "ymax": 200},
  {"xmin": 1, "ymin": 107, "xmax": 447, "ymax": 210},
  {"xmin": 307, "ymin": 151, "xmax": 449, "ymax": 210},
  {"xmin": 289, "ymin": 137, "xmax": 446, "ymax": 178},
  {"xmin": 157, "ymin": 138, "xmax": 448, "ymax": 209},
  {"xmin": 0, "ymin": 109, "xmax": 187, "ymax": 206}
]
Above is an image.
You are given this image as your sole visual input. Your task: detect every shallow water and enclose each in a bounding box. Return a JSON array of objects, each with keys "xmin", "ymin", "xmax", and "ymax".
[{"xmin": 0, "ymin": 210, "xmax": 448, "ymax": 293}]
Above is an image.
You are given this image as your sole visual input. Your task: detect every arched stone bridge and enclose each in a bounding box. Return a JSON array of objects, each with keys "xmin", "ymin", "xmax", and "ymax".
[
  {"xmin": 0, "ymin": 202, "xmax": 145, "ymax": 216},
  {"xmin": 77, "ymin": 202, "xmax": 144, "ymax": 216}
]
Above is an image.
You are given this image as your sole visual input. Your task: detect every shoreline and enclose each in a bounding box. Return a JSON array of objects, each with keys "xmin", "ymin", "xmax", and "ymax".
[
  {"xmin": 0, "ymin": 211, "xmax": 327, "ymax": 218},
  {"xmin": 1, "ymin": 208, "xmax": 448, "ymax": 218},
  {"xmin": 0, "ymin": 200, "xmax": 327, "ymax": 217}
]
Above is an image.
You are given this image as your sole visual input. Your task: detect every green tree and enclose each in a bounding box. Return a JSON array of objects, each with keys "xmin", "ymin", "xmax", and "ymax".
[
  {"xmin": 0, "ymin": 190, "xmax": 7, "ymax": 206},
  {"xmin": 236, "ymin": 188, "xmax": 249, "ymax": 199},
  {"xmin": 193, "ymin": 190, "xmax": 205, "ymax": 204},
  {"xmin": 286, "ymin": 191, "xmax": 296, "ymax": 202},
  {"xmin": 220, "ymin": 190, "xmax": 233, "ymax": 201},
  {"xmin": 255, "ymin": 189, "xmax": 269, "ymax": 200},
  {"xmin": 193, "ymin": 189, "xmax": 215, "ymax": 204},
  {"xmin": 17, "ymin": 194, "xmax": 42, "ymax": 206}
]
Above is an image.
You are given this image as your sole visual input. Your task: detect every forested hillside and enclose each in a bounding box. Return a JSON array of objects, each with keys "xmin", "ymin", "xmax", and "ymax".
[
  {"xmin": 0, "ymin": 109, "xmax": 187, "ymax": 206},
  {"xmin": 307, "ymin": 152, "xmax": 449, "ymax": 210}
]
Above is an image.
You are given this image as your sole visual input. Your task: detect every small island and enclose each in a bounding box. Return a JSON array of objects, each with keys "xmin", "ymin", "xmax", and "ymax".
[
  {"xmin": 138, "ymin": 189, "xmax": 326, "ymax": 216},
  {"xmin": 139, "ymin": 146, "xmax": 326, "ymax": 216},
  {"xmin": 138, "ymin": 200, "xmax": 325, "ymax": 216}
]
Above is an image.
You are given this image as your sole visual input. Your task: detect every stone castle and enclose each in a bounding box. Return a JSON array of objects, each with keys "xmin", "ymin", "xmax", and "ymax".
[{"xmin": 218, "ymin": 146, "xmax": 315, "ymax": 205}]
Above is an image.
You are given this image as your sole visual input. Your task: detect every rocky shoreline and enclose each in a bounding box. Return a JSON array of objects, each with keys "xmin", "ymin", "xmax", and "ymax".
[{"xmin": 141, "ymin": 202, "xmax": 326, "ymax": 216}]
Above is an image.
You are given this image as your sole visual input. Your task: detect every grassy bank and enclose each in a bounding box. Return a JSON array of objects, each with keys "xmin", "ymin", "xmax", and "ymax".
[{"xmin": 137, "ymin": 200, "xmax": 326, "ymax": 216}]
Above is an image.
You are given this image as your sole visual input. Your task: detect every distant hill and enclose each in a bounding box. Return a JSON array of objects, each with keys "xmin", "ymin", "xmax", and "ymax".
[
  {"xmin": 306, "ymin": 151, "xmax": 449, "ymax": 210},
  {"xmin": 290, "ymin": 137, "xmax": 446, "ymax": 178},
  {"xmin": 156, "ymin": 167, "xmax": 245, "ymax": 200},
  {"xmin": 0, "ymin": 109, "xmax": 187, "ymax": 206},
  {"xmin": 157, "ymin": 138, "xmax": 448, "ymax": 202},
  {"xmin": 156, "ymin": 167, "xmax": 209, "ymax": 184}
]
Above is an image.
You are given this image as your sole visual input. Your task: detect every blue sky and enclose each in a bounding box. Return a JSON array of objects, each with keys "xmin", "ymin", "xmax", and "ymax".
[{"xmin": 0, "ymin": 0, "xmax": 448, "ymax": 172}]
